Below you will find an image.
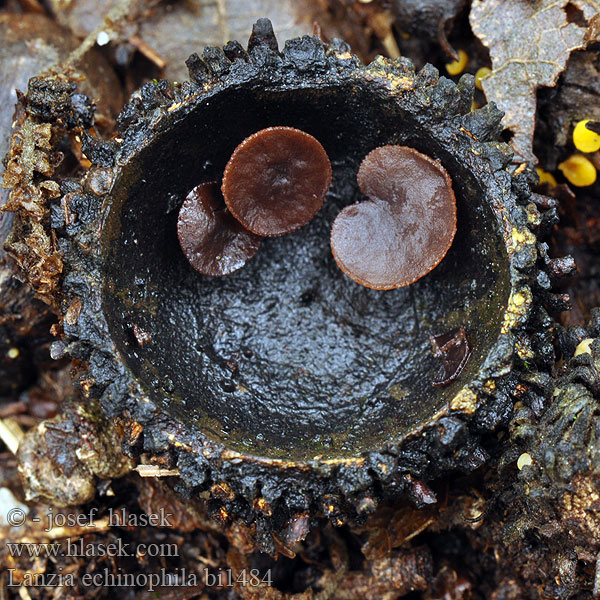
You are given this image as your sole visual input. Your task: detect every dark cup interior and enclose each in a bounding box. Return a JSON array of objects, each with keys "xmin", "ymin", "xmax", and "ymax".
[{"xmin": 102, "ymin": 80, "xmax": 511, "ymax": 460}]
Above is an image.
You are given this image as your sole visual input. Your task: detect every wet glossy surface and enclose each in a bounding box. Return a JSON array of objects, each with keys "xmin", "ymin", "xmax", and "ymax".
[{"xmin": 102, "ymin": 82, "xmax": 510, "ymax": 459}]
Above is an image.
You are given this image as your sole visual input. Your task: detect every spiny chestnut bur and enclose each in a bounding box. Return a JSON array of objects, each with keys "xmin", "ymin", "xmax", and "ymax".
[
  {"xmin": 222, "ymin": 126, "xmax": 332, "ymax": 237},
  {"xmin": 177, "ymin": 182, "xmax": 261, "ymax": 277},
  {"xmin": 330, "ymin": 145, "xmax": 457, "ymax": 290}
]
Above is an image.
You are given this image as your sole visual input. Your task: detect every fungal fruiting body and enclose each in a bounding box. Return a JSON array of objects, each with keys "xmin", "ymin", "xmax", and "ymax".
[
  {"xmin": 177, "ymin": 182, "xmax": 261, "ymax": 277},
  {"xmin": 572, "ymin": 119, "xmax": 600, "ymax": 153},
  {"xmin": 179, "ymin": 126, "xmax": 332, "ymax": 276},
  {"xmin": 222, "ymin": 126, "xmax": 332, "ymax": 237},
  {"xmin": 475, "ymin": 67, "xmax": 491, "ymax": 91},
  {"xmin": 535, "ymin": 168, "xmax": 557, "ymax": 187},
  {"xmin": 330, "ymin": 145, "xmax": 457, "ymax": 290},
  {"xmin": 558, "ymin": 154, "xmax": 597, "ymax": 187},
  {"xmin": 445, "ymin": 49, "xmax": 468, "ymax": 76}
]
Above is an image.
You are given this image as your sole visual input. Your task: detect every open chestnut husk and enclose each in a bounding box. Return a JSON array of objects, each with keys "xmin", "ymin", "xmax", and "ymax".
[{"xmin": 6, "ymin": 20, "xmax": 562, "ymax": 546}]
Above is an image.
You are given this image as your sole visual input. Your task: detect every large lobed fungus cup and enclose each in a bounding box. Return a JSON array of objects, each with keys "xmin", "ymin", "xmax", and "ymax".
[
  {"xmin": 330, "ymin": 145, "xmax": 457, "ymax": 290},
  {"xmin": 56, "ymin": 21, "xmax": 547, "ymax": 520}
]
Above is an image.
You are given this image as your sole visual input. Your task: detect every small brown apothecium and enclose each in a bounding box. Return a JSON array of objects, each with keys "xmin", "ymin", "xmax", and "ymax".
[
  {"xmin": 330, "ymin": 145, "xmax": 457, "ymax": 290},
  {"xmin": 221, "ymin": 126, "xmax": 332, "ymax": 237},
  {"xmin": 177, "ymin": 182, "xmax": 261, "ymax": 277}
]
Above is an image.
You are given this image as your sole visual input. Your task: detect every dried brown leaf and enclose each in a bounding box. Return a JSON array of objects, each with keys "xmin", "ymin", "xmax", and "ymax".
[
  {"xmin": 47, "ymin": 0, "xmax": 373, "ymax": 82},
  {"xmin": 353, "ymin": 504, "xmax": 438, "ymax": 560},
  {"xmin": 470, "ymin": 0, "xmax": 600, "ymax": 163}
]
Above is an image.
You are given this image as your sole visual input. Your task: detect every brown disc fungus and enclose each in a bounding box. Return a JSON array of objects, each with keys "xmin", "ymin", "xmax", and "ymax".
[
  {"xmin": 221, "ymin": 126, "xmax": 332, "ymax": 237},
  {"xmin": 330, "ymin": 145, "xmax": 457, "ymax": 290},
  {"xmin": 177, "ymin": 182, "xmax": 261, "ymax": 277}
]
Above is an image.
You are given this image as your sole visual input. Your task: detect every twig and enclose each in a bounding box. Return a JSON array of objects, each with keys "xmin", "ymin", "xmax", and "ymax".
[
  {"xmin": 128, "ymin": 35, "xmax": 167, "ymax": 70},
  {"xmin": 314, "ymin": 528, "xmax": 349, "ymax": 600},
  {"xmin": 62, "ymin": 0, "xmax": 136, "ymax": 70},
  {"xmin": 0, "ymin": 418, "xmax": 24, "ymax": 454},
  {"xmin": 17, "ymin": 585, "xmax": 32, "ymax": 600},
  {"xmin": 43, "ymin": 517, "xmax": 111, "ymax": 541},
  {"xmin": 216, "ymin": 0, "xmax": 229, "ymax": 46},
  {"xmin": 135, "ymin": 465, "xmax": 180, "ymax": 478},
  {"xmin": 369, "ymin": 12, "xmax": 400, "ymax": 59},
  {"xmin": 0, "ymin": 401, "xmax": 27, "ymax": 418}
]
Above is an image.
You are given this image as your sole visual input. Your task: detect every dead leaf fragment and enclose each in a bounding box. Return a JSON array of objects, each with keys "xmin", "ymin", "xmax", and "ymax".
[{"xmin": 470, "ymin": 0, "xmax": 600, "ymax": 163}]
